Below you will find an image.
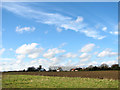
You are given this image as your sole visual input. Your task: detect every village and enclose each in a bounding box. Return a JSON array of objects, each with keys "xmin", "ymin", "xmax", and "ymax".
[{"xmin": 10, "ymin": 63, "xmax": 119, "ymax": 73}]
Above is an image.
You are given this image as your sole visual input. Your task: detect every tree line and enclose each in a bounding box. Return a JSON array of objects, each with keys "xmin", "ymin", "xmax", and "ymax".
[
  {"xmin": 25, "ymin": 63, "xmax": 120, "ymax": 72},
  {"xmin": 6, "ymin": 63, "xmax": 119, "ymax": 72},
  {"xmin": 77, "ymin": 64, "xmax": 120, "ymax": 71}
]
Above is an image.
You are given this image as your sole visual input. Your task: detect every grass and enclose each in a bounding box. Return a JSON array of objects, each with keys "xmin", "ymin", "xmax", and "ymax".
[{"xmin": 2, "ymin": 75, "xmax": 118, "ymax": 88}]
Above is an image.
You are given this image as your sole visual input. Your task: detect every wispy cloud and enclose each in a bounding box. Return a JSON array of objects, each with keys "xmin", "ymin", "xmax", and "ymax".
[
  {"xmin": 0, "ymin": 48, "xmax": 5, "ymax": 56},
  {"xmin": 109, "ymin": 24, "xmax": 118, "ymax": 35},
  {"xmin": 56, "ymin": 27, "xmax": 63, "ymax": 32},
  {"xmin": 43, "ymin": 48, "xmax": 66, "ymax": 59},
  {"xmin": 58, "ymin": 42, "xmax": 67, "ymax": 48},
  {"xmin": 0, "ymin": 58, "xmax": 15, "ymax": 61},
  {"xmin": 3, "ymin": 2, "xmax": 106, "ymax": 40},
  {"xmin": 79, "ymin": 53, "xmax": 92, "ymax": 62},
  {"xmin": 44, "ymin": 30, "xmax": 49, "ymax": 34},
  {"xmin": 80, "ymin": 43, "xmax": 95, "ymax": 53},
  {"xmin": 109, "ymin": 31, "xmax": 118, "ymax": 35},
  {"xmin": 101, "ymin": 60, "xmax": 118, "ymax": 66},
  {"xmin": 16, "ymin": 26, "xmax": 35, "ymax": 33},
  {"xmin": 102, "ymin": 27, "xmax": 107, "ymax": 31},
  {"xmin": 97, "ymin": 48, "xmax": 118, "ymax": 57},
  {"xmin": 62, "ymin": 52, "xmax": 77, "ymax": 58},
  {"xmin": 81, "ymin": 28, "xmax": 106, "ymax": 40}
]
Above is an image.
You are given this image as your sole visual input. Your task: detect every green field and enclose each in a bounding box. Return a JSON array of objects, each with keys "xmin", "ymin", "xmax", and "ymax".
[{"xmin": 2, "ymin": 75, "xmax": 118, "ymax": 88}]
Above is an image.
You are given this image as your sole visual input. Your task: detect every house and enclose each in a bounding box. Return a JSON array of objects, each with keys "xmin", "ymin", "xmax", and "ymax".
[
  {"xmin": 70, "ymin": 67, "xmax": 82, "ymax": 71},
  {"xmin": 71, "ymin": 68, "xmax": 76, "ymax": 71},
  {"xmin": 56, "ymin": 67, "xmax": 63, "ymax": 72},
  {"xmin": 39, "ymin": 68, "xmax": 46, "ymax": 72},
  {"xmin": 75, "ymin": 70, "xmax": 78, "ymax": 71},
  {"xmin": 57, "ymin": 69, "xmax": 60, "ymax": 72},
  {"xmin": 49, "ymin": 66, "xmax": 79, "ymax": 71}
]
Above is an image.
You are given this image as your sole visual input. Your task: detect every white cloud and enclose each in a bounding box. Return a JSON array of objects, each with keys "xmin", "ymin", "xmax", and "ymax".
[
  {"xmin": 102, "ymin": 27, "xmax": 107, "ymax": 31},
  {"xmin": 0, "ymin": 48, "xmax": 5, "ymax": 56},
  {"xmin": 64, "ymin": 59, "xmax": 76, "ymax": 66},
  {"xmin": 93, "ymin": 51, "xmax": 98, "ymax": 55},
  {"xmin": 0, "ymin": 58, "xmax": 15, "ymax": 61},
  {"xmin": 79, "ymin": 53, "xmax": 88, "ymax": 58},
  {"xmin": 81, "ymin": 28, "xmax": 106, "ymax": 40},
  {"xmin": 16, "ymin": 60, "xmax": 22, "ymax": 64},
  {"xmin": 44, "ymin": 30, "xmax": 48, "ymax": 34},
  {"xmin": 79, "ymin": 44, "xmax": 94, "ymax": 62},
  {"xmin": 30, "ymin": 60, "xmax": 37, "ymax": 64},
  {"xmin": 109, "ymin": 31, "xmax": 118, "ymax": 35},
  {"xmin": 79, "ymin": 54, "xmax": 91, "ymax": 62},
  {"xmin": 16, "ymin": 26, "xmax": 35, "ymax": 33},
  {"xmin": 80, "ymin": 57, "xmax": 91, "ymax": 62},
  {"xmin": 58, "ymin": 42, "xmax": 67, "ymax": 48},
  {"xmin": 101, "ymin": 60, "xmax": 118, "ymax": 66},
  {"xmin": 16, "ymin": 54, "xmax": 25, "ymax": 64},
  {"xmin": 87, "ymin": 61, "xmax": 98, "ymax": 66},
  {"xmin": 56, "ymin": 27, "xmax": 63, "ymax": 32},
  {"xmin": 31, "ymin": 58, "xmax": 51, "ymax": 70},
  {"xmin": 3, "ymin": 3, "xmax": 105, "ymax": 40},
  {"xmin": 50, "ymin": 57, "xmax": 61, "ymax": 65},
  {"xmin": 63, "ymin": 53, "xmax": 77, "ymax": 58},
  {"xmin": 28, "ymin": 53, "xmax": 40, "ymax": 59},
  {"xmin": 16, "ymin": 43, "xmax": 38, "ymax": 54},
  {"xmin": 75, "ymin": 16, "xmax": 83, "ymax": 23},
  {"xmin": 60, "ymin": 24, "xmax": 79, "ymax": 32},
  {"xmin": 109, "ymin": 25, "xmax": 118, "ymax": 35},
  {"xmin": 16, "ymin": 43, "xmax": 44, "ymax": 59},
  {"xmin": 30, "ymin": 57, "xmax": 64, "ymax": 70},
  {"xmin": 0, "ymin": 61, "xmax": 27, "ymax": 71},
  {"xmin": 43, "ymin": 48, "xmax": 66, "ymax": 59},
  {"xmin": 97, "ymin": 36, "xmax": 106, "ymax": 40},
  {"xmin": 80, "ymin": 43, "xmax": 95, "ymax": 53},
  {"xmin": 97, "ymin": 48, "xmax": 118, "ymax": 57},
  {"xmin": 16, "ymin": 54, "xmax": 25, "ymax": 60},
  {"xmin": 9, "ymin": 48, "xmax": 13, "ymax": 51}
]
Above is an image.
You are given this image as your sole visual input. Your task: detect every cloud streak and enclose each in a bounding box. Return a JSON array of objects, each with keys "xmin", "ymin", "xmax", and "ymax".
[
  {"xmin": 16, "ymin": 26, "xmax": 35, "ymax": 33},
  {"xmin": 3, "ymin": 2, "xmax": 106, "ymax": 39},
  {"xmin": 97, "ymin": 48, "xmax": 118, "ymax": 57},
  {"xmin": 80, "ymin": 43, "xmax": 95, "ymax": 53},
  {"xmin": 0, "ymin": 48, "xmax": 5, "ymax": 56}
]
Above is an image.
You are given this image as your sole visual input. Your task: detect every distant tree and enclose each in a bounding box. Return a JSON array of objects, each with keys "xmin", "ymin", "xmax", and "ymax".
[
  {"xmin": 38, "ymin": 65, "xmax": 42, "ymax": 70},
  {"xmin": 37, "ymin": 65, "xmax": 42, "ymax": 71},
  {"xmin": 23, "ymin": 69, "xmax": 25, "ymax": 72},
  {"xmin": 27, "ymin": 66, "xmax": 36, "ymax": 72},
  {"xmin": 92, "ymin": 66, "xmax": 98, "ymax": 71},
  {"xmin": 88, "ymin": 65, "xmax": 93, "ymax": 68},
  {"xmin": 87, "ymin": 65, "xmax": 94, "ymax": 71},
  {"xmin": 49, "ymin": 68, "xmax": 52, "ymax": 72},
  {"xmin": 100, "ymin": 64, "xmax": 109, "ymax": 70},
  {"xmin": 75, "ymin": 67, "xmax": 82, "ymax": 71},
  {"xmin": 111, "ymin": 64, "xmax": 119, "ymax": 70},
  {"xmin": 51, "ymin": 70, "xmax": 57, "ymax": 72}
]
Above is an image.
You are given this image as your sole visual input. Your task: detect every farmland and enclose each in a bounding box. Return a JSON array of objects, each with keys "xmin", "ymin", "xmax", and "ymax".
[
  {"xmin": 2, "ymin": 71, "xmax": 119, "ymax": 88},
  {"xmin": 3, "ymin": 71, "xmax": 119, "ymax": 80}
]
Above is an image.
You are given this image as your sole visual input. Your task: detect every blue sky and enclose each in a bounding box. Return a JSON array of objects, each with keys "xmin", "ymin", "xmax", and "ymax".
[{"xmin": 0, "ymin": 2, "xmax": 118, "ymax": 71}]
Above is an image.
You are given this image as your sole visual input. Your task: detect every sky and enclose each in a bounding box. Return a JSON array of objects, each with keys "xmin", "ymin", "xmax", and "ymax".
[{"xmin": 0, "ymin": 2, "xmax": 118, "ymax": 71}]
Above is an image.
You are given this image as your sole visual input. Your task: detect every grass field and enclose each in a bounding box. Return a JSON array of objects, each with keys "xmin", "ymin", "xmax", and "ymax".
[{"xmin": 2, "ymin": 74, "xmax": 118, "ymax": 88}]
